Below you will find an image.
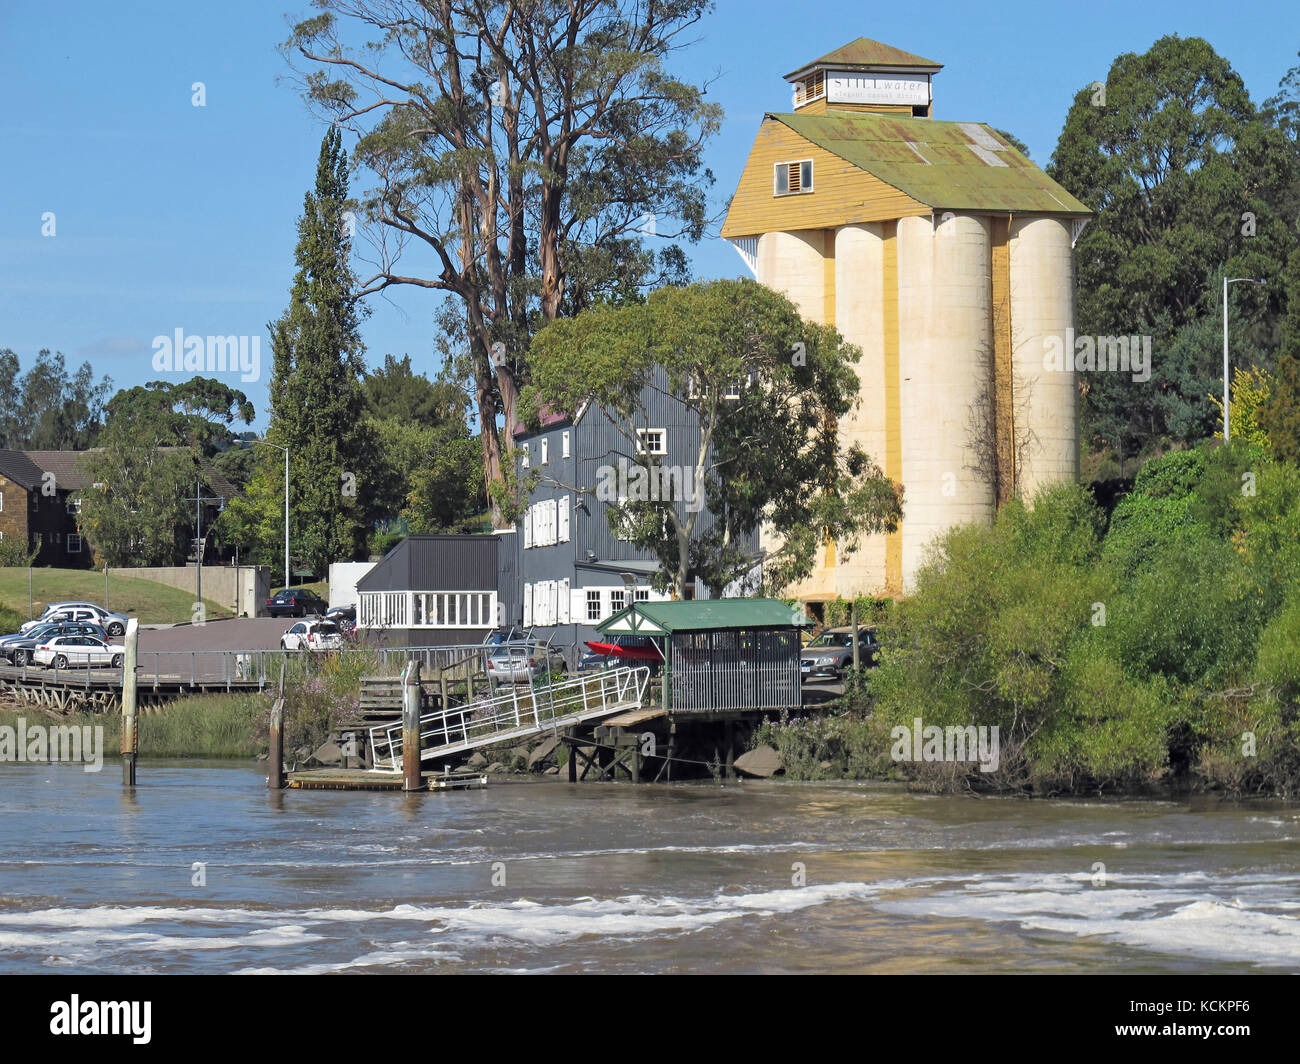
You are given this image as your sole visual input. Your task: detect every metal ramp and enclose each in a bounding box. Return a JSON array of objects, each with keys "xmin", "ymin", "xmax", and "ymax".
[{"xmin": 368, "ymin": 666, "xmax": 651, "ymax": 771}]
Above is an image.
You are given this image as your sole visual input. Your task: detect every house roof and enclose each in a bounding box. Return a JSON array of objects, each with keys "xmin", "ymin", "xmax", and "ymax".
[
  {"xmin": 785, "ymin": 37, "xmax": 943, "ymax": 80},
  {"xmin": 0, "ymin": 449, "xmax": 47, "ymax": 490},
  {"xmin": 596, "ymin": 598, "xmax": 810, "ymax": 636},
  {"xmin": 770, "ymin": 111, "xmax": 1092, "ymax": 215},
  {"xmin": 20, "ymin": 449, "xmax": 239, "ymax": 498}
]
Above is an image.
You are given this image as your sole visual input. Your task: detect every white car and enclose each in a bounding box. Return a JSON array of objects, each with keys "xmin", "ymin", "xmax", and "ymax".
[
  {"xmin": 281, "ymin": 620, "xmax": 345, "ymax": 651},
  {"xmin": 34, "ymin": 635, "xmax": 124, "ymax": 670}
]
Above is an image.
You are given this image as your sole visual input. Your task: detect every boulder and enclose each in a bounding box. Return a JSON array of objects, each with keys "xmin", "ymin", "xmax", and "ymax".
[
  {"xmin": 734, "ymin": 744, "xmax": 783, "ymax": 778},
  {"xmin": 466, "ymin": 752, "xmax": 488, "ymax": 769},
  {"xmin": 307, "ymin": 740, "xmax": 343, "ymax": 767},
  {"xmin": 544, "ymin": 765, "xmax": 560, "ymax": 776},
  {"xmin": 486, "ymin": 761, "xmax": 507, "ymax": 774},
  {"xmin": 528, "ymin": 735, "xmax": 560, "ymax": 769}
]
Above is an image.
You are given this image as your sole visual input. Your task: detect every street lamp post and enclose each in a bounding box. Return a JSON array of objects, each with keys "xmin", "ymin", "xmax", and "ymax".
[
  {"xmin": 1223, "ymin": 276, "xmax": 1268, "ymax": 442},
  {"xmin": 241, "ymin": 439, "xmax": 291, "ymax": 590}
]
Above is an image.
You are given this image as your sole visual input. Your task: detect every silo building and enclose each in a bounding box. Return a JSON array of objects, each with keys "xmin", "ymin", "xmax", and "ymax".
[{"xmin": 722, "ymin": 38, "xmax": 1090, "ymax": 600}]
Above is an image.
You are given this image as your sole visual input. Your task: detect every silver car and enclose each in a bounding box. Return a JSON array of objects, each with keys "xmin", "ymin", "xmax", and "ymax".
[
  {"xmin": 31, "ymin": 602, "xmax": 130, "ymax": 637},
  {"xmin": 486, "ymin": 644, "xmax": 568, "ymax": 683}
]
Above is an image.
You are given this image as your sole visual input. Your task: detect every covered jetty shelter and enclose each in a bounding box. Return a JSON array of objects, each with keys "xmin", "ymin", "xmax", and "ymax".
[{"xmin": 596, "ymin": 599, "xmax": 806, "ymax": 715}]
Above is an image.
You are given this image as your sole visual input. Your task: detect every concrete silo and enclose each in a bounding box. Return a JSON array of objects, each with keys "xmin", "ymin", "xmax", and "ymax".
[{"xmin": 721, "ymin": 36, "xmax": 1090, "ymax": 600}]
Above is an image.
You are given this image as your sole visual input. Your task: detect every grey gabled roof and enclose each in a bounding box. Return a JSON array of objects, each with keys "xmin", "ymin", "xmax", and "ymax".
[{"xmin": 0, "ymin": 449, "xmax": 46, "ymax": 490}]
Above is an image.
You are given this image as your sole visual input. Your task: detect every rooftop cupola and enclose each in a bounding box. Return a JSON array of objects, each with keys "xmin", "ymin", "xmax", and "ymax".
[{"xmin": 785, "ymin": 37, "xmax": 942, "ymax": 118}]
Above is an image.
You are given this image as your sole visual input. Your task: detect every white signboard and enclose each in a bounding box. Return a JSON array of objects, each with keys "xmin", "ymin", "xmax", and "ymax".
[{"xmin": 828, "ymin": 71, "xmax": 929, "ymax": 106}]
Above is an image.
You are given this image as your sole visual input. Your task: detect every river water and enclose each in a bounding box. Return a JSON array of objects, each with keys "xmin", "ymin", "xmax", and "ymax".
[{"xmin": 0, "ymin": 760, "xmax": 1296, "ymax": 974}]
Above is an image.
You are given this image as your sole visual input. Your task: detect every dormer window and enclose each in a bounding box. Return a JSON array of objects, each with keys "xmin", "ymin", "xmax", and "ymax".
[
  {"xmin": 775, "ymin": 159, "xmax": 814, "ymax": 196},
  {"xmin": 793, "ymin": 70, "xmax": 825, "ymax": 106}
]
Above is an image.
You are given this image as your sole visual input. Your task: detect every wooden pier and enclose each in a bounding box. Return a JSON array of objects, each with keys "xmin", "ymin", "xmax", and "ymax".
[{"xmin": 286, "ymin": 768, "xmax": 489, "ymax": 791}]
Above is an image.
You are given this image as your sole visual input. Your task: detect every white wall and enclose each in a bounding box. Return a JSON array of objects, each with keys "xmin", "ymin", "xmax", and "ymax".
[{"xmin": 329, "ymin": 561, "xmax": 376, "ymax": 608}]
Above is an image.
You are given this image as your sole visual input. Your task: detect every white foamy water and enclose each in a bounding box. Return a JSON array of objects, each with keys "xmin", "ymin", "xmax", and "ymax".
[{"xmin": 2, "ymin": 761, "xmax": 1298, "ymax": 973}]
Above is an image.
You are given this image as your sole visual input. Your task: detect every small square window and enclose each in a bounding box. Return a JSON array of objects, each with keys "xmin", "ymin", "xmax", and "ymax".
[
  {"xmin": 68, "ymin": 534, "xmax": 82, "ymax": 554},
  {"xmin": 774, "ymin": 159, "xmax": 814, "ymax": 196},
  {"xmin": 66, "ymin": 497, "xmax": 82, "ymax": 515},
  {"xmin": 586, "ymin": 589, "xmax": 601, "ymax": 623},
  {"xmin": 637, "ymin": 428, "xmax": 666, "ymax": 455}
]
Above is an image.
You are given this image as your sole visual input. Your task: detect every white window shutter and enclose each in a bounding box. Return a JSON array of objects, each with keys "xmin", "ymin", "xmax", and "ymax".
[
  {"xmin": 523, "ymin": 584, "xmax": 533, "ymax": 627},
  {"xmin": 559, "ymin": 579, "xmax": 570, "ymax": 624},
  {"xmin": 547, "ymin": 499, "xmax": 558, "ymax": 545},
  {"xmin": 571, "ymin": 586, "xmax": 584, "ymax": 624},
  {"xmin": 524, "ymin": 504, "xmax": 533, "ymax": 548},
  {"xmin": 558, "ymin": 495, "xmax": 570, "ymax": 542}
]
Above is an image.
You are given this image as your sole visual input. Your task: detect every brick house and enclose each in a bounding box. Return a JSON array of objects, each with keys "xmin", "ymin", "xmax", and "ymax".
[{"xmin": 0, "ymin": 449, "xmax": 237, "ymax": 568}]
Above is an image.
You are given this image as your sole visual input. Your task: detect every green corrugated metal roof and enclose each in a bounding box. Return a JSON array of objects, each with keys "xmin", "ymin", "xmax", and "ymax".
[
  {"xmin": 774, "ymin": 111, "xmax": 1091, "ymax": 216},
  {"xmin": 785, "ymin": 37, "xmax": 943, "ymax": 79},
  {"xmin": 596, "ymin": 598, "xmax": 809, "ymax": 636}
]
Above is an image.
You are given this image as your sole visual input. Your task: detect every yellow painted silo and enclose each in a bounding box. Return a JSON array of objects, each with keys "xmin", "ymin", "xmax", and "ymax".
[{"xmin": 721, "ymin": 37, "xmax": 1091, "ymax": 603}]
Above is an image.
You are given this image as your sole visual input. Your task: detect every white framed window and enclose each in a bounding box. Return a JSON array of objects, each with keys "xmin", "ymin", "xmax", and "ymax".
[
  {"xmin": 561, "ymin": 430, "xmax": 571, "ymax": 458},
  {"xmin": 609, "ymin": 589, "xmax": 626, "ymax": 616},
  {"xmin": 521, "ymin": 443, "xmax": 530, "ymax": 469},
  {"xmin": 635, "ymin": 588, "xmax": 650, "ymax": 602},
  {"xmin": 68, "ymin": 534, "xmax": 82, "ymax": 554},
  {"xmin": 637, "ymin": 428, "xmax": 667, "ymax": 455},
  {"xmin": 66, "ymin": 497, "xmax": 81, "ymax": 515},
  {"xmin": 586, "ymin": 589, "xmax": 601, "ymax": 622},
  {"xmin": 541, "ymin": 438, "xmax": 549, "ymax": 465},
  {"xmin": 774, "ymin": 159, "xmax": 814, "ymax": 196}
]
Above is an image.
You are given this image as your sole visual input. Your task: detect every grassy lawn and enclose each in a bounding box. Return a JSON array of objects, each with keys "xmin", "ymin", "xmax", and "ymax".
[{"xmin": 0, "ymin": 567, "xmax": 234, "ymax": 626}]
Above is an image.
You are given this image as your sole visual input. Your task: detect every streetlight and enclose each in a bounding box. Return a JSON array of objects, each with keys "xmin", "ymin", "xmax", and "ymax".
[
  {"xmin": 239, "ymin": 439, "xmax": 291, "ymax": 590},
  {"xmin": 1223, "ymin": 276, "xmax": 1267, "ymax": 442}
]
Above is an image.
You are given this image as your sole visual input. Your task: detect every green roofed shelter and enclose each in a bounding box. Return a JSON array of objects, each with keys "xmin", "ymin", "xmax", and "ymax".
[{"xmin": 597, "ymin": 599, "xmax": 807, "ymax": 714}]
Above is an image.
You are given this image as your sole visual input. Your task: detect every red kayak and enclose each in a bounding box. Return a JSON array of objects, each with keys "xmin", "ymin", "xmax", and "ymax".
[{"xmin": 584, "ymin": 640, "xmax": 661, "ymax": 661}]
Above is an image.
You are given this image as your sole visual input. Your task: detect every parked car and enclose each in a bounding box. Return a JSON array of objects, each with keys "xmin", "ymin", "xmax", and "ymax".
[
  {"xmin": 2, "ymin": 622, "xmax": 111, "ymax": 667},
  {"xmin": 31, "ymin": 602, "xmax": 130, "ymax": 637},
  {"xmin": 487, "ymin": 643, "xmax": 568, "ymax": 683},
  {"xmin": 34, "ymin": 635, "xmax": 124, "ymax": 670},
  {"xmin": 324, "ymin": 604, "xmax": 358, "ymax": 641},
  {"xmin": 265, "ymin": 588, "xmax": 328, "ymax": 618},
  {"xmin": 800, "ymin": 626, "xmax": 880, "ymax": 681},
  {"xmin": 280, "ymin": 620, "xmax": 345, "ymax": 651}
]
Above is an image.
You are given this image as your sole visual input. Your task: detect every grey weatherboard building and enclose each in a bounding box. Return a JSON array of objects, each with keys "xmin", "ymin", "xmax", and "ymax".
[{"xmin": 510, "ymin": 368, "xmax": 759, "ymax": 663}]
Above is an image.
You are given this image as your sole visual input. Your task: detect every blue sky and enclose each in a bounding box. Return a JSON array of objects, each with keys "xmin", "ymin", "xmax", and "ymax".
[{"xmin": 1, "ymin": 0, "xmax": 1296, "ymax": 431}]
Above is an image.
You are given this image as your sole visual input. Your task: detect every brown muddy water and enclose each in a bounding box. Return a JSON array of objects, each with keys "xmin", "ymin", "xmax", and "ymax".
[{"xmin": 0, "ymin": 760, "xmax": 1296, "ymax": 974}]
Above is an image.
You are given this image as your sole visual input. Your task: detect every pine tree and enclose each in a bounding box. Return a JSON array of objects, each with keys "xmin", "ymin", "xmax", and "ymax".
[{"xmin": 225, "ymin": 127, "xmax": 375, "ymax": 579}]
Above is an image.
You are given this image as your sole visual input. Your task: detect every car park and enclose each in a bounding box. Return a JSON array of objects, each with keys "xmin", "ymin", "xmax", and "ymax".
[
  {"xmin": 1, "ymin": 622, "xmax": 111, "ymax": 667},
  {"xmin": 280, "ymin": 620, "xmax": 345, "ymax": 651},
  {"xmin": 800, "ymin": 626, "xmax": 881, "ymax": 681},
  {"xmin": 266, "ymin": 588, "xmax": 329, "ymax": 618},
  {"xmin": 34, "ymin": 635, "xmax": 124, "ymax": 670}
]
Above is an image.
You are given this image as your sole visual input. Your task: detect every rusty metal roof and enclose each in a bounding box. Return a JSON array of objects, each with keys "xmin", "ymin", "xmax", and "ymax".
[
  {"xmin": 785, "ymin": 37, "xmax": 943, "ymax": 80},
  {"xmin": 773, "ymin": 111, "xmax": 1091, "ymax": 216}
]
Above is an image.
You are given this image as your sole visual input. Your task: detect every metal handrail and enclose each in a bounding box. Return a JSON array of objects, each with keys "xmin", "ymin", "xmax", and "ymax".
[{"xmin": 369, "ymin": 666, "xmax": 650, "ymax": 772}]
